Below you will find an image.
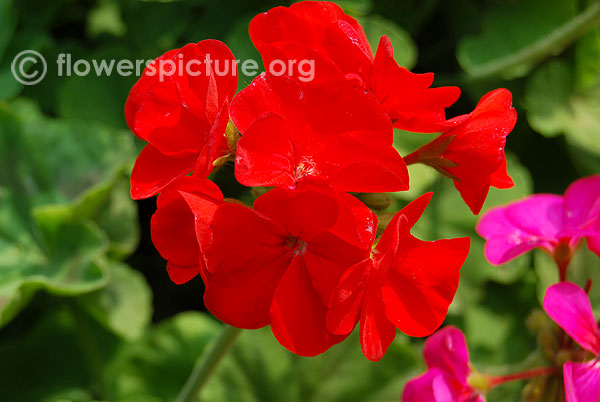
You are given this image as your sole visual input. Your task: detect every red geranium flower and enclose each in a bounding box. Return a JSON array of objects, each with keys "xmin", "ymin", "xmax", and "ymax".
[
  {"xmin": 203, "ymin": 180, "xmax": 376, "ymax": 356},
  {"xmin": 126, "ymin": 40, "xmax": 238, "ymax": 199},
  {"xmin": 230, "ymin": 73, "xmax": 409, "ymax": 192},
  {"xmin": 404, "ymin": 89, "xmax": 517, "ymax": 214},
  {"xmin": 248, "ymin": 1, "xmax": 460, "ymax": 132},
  {"xmin": 150, "ymin": 176, "xmax": 223, "ymax": 284},
  {"xmin": 327, "ymin": 192, "xmax": 470, "ymax": 361}
]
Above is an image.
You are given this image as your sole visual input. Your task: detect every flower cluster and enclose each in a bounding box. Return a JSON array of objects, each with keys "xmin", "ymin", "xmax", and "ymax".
[
  {"xmin": 126, "ymin": 1, "xmax": 518, "ymax": 361},
  {"xmin": 404, "ymin": 175, "xmax": 600, "ymax": 401}
]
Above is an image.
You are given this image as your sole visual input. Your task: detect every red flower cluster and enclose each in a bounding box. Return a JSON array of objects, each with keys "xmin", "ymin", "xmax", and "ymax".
[{"xmin": 126, "ymin": 1, "xmax": 517, "ymax": 360}]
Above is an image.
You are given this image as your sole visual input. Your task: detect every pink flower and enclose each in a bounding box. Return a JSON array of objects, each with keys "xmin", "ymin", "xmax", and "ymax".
[
  {"xmin": 403, "ymin": 326, "xmax": 484, "ymax": 402},
  {"xmin": 476, "ymin": 175, "xmax": 600, "ymax": 268},
  {"xmin": 543, "ymin": 282, "xmax": 600, "ymax": 402}
]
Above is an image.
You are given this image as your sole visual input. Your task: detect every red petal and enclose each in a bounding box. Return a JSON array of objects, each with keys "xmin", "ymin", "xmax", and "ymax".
[
  {"xmin": 359, "ymin": 284, "xmax": 398, "ymax": 361},
  {"xmin": 381, "ymin": 235, "xmax": 470, "ymax": 337},
  {"xmin": 234, "ymin": 113, "xmax": 296, "ymax": 188},
  {"xmin": 151, "ymin": 177, "xmax": 223, "ymax": 284},
  {"xmin": 413, "ymin": 88, "xmax": 517, "ymax": 214},
  {"xmin": 316, "ymin": 130, "xmax": 408, "ymax": 192},
  {"xmin": 270, "ymin": 256, "xmax": 348, "ymax": 356},
  {"xmin": 125, "ymin": 48, "xmax": 180, "ymax": 133},
  {"xmin": 253, "ymin": 184, "xmax": 339, "ymax": 241},
  {"xmin": 130, "ymin": 144, "xmax": 197, "ymax": 199},
  {"xmin": 375, "ymin": 193, "xmax": 432, "ymax": 256},
  {"xmin": 166, "ymin": 263, "xmax": 202, "ymax": 285},
  {"xmin": 371, "ymin": 36, "xmax": 460, "ymax": 133},
  {"xmin": 203, "ymin": 203, "xmax": 290, "ymax": 329},
  {"xmin": 327, "ymin": 259, "xmax": 371, "ymax": 335},
  {"xmin": 490, "ymin": 156, "xmax": 514, "ymax": 189}
]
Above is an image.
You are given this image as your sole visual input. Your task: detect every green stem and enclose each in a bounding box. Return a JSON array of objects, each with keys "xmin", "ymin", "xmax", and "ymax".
[
  {"xmin": 465, "ymin": 1, "xmax": 600, "ymax": 81},
  {"xmin": 175, "ymin": 324, "xmax": 241, "ymax": 402}
]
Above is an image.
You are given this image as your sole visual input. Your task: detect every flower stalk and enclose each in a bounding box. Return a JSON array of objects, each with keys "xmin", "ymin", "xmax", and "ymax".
[{"xmin": 175, "ymin": 324, "xmax": 241, "ymax": 402}]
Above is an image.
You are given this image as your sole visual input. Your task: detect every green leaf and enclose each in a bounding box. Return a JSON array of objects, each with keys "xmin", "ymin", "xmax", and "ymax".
[
  {"xmin": 358, "ymin": 15, "xmax": 417, "ymax": 69},
  {"xmin": 535, "ymin": 245, "xmax": 600, "ymax": 307},
  {"xmin": 107, "ymin": 312, "xmax": 220, "ymax": 401},
  {"xmin": 457, "ymin": 0, "xmax": 577, "ymax": 79},
  {"xmin": 0, "ymin": 100, "xmax": 136, "ymax": 325},
  {"xmin": 87, "ymin": 0, "xmax": 127, "ymax": 38},
  {"xmin": 0, "ymin": 0, "xmax": 15, "ymax": 61},
  {"xmin": 525, "ymin": 59, "xmax": 600, "ymax": 155},
  {"xmin": 78, "ymin": 262, "xmax": 152, "ymax": 340},
  {"xmin": 0, "ymin": 203, "xmax": 110, "ymax": 326},
  {"xmin": 108, "ymin": 312, "xmax": 419, "ymax": 402},
  {"xmin": 335, "ymin": 0, "xmax": 373, "ymax": 16},
  {"xmin": 0, "ymin": 305, "xmax": 121, "ymax": 401},
  {"xmin": 574, "ymin": 27, "xmax": 600, "ymax": 90}
]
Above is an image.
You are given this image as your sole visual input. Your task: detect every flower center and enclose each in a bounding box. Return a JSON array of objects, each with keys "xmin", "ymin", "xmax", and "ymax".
[
  {"xmin": 295, "ymin": 157, "xmax": 317, "ymax": 180},
  {"xmin": 286, "ymin": 236, "xmax": 307, "ymax": 256}
]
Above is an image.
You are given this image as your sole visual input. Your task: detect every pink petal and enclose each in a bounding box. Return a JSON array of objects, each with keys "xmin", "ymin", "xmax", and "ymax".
[
  {"xmin": 402, "ymin": 369, "xmax": 462, "ymax": 402},
  {"xmin": 476, "ymin": 195, "xmax": 563, "ymax": 265},
  {"xmin": 543, "ymin": 282, "xmax": 600, "ymax": 355},
  {"xmin": 423, "ymin": 326, "xmax": 471, "ymax": 385},
  {"xmin": 588, "ymin": 235, "xmax": 600, "ymax": 258},
  {"xmin": 563, "ymin": 175, "xmax": 600, "ymax": 234},
  {"xmin": 564, "ymin": 360, "xmax": 600, "ymax": 402}
]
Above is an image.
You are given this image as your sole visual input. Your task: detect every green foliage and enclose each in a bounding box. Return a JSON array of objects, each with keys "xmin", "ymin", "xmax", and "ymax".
[
  {"xmin": 1, "ymin": 0, "xmax": 599, "ymax": 401},
  {"xmin": 457, "ymin": 0, "xmax": 577, "ymax": 79},
  {"xmin": 106, "ymin": 313, "xmax": 419, "ymax": 402}
]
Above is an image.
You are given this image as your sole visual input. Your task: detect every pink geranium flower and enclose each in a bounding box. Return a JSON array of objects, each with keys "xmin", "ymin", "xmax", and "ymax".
[
  {"xmin": 543, "ymin": 282, "xmax": 600, "ymax": 402},
  {"xmin": 476, "ymin": 175, "xmax": 600, "ymax": 277},
  {"xmin": 403, "ymin": 326, "xmax": 484, "ymax": 402}
]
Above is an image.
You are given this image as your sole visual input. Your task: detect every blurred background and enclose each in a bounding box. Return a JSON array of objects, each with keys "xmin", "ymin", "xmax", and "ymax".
[{"xmin": 0, "ymin": 0, "xmax": 599, "ymax": 401}]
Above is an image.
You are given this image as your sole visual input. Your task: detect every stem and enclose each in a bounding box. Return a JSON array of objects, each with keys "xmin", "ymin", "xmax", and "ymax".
[
  {"xmin": 175, "ymin": 324, "xmax": 241, "ymax": 402},
  {"xmin": 464, "ymin": 1, "xmax": 600, "ymax": 81},
  {"xmin": 489, "ymin": 366, "xmax": 558, "ymax": 387}
]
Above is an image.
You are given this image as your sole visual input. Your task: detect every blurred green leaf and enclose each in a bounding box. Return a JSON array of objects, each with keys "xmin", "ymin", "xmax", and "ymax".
[
  {"xmin": 57, "ymin": 71, "xmax": 131, "ymax": 129},
  {"xmin": 108, "ymin": 312, "xmax": 419, "ymax": 402},
  {"xmin": 575, "ymin": 27, "xmax": 600, "ymax": 90},
  {"xmin": 335, "ymin": 0, "xmax": 373, "ymax": 16},
  {"xmin": 107, "ymin": 312, "xmax": 220, "ymax": 401},
  {"xmin": 457, "ymin": 0, "xmax": 576, "ymax": 79},
  {"xmin": 525, "ymin": 59, "xmax": 600, "ymax": 155},
  {"xmin": 0, "ymin": 196, "xmax": 110, "ymax": 326},
  {"xmin": 87, "ymin": 0, "xmax": 127, "ymax": 38},
  {"xmin": 535, "ymin": 244, "xmax": 600, "ymax": 307},
  {"xmin": 358, "ymin": 15, "xmax": 417, "ymax": 69},
  {"xmin": 0, "ymin": 0, "xmax": 15, "ymax": 61},
  {"xmin": 79, "ymin": 262, "xmax": 152, "ymax": 340},
  {"xmin": 0, "ymin": 305, "xmax": 120, "ymax": 401},
  {"xmin": 0, "ymin": 100, "xmax": 137, "ymax": 326}
]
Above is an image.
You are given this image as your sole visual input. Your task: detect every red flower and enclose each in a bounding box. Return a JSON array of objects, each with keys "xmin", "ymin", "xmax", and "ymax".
[
  {"xmin": 203, "ymin": 180, "xmax": 376, "ymax": 356},
  {"xmin": 248, "ymin": 1, "xmax": 460, "ymax": 132},
  {"xmin": 150, "ymin": 176, "xmax": 223, "ymax": 284},
  {"xmin": 327, "ymin": 193, "xmax": 470, "ymax": 361},
  {"xmin": 404, "ymin": 89, "xmax": 517, "ymax": 214},
  {"xmin": 230, "ymin": 73, "xmax": 409, "ymax": 192},
  {"xmin": 126, "ymin": 40, "xmax": 238, "ymax": 199}
]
